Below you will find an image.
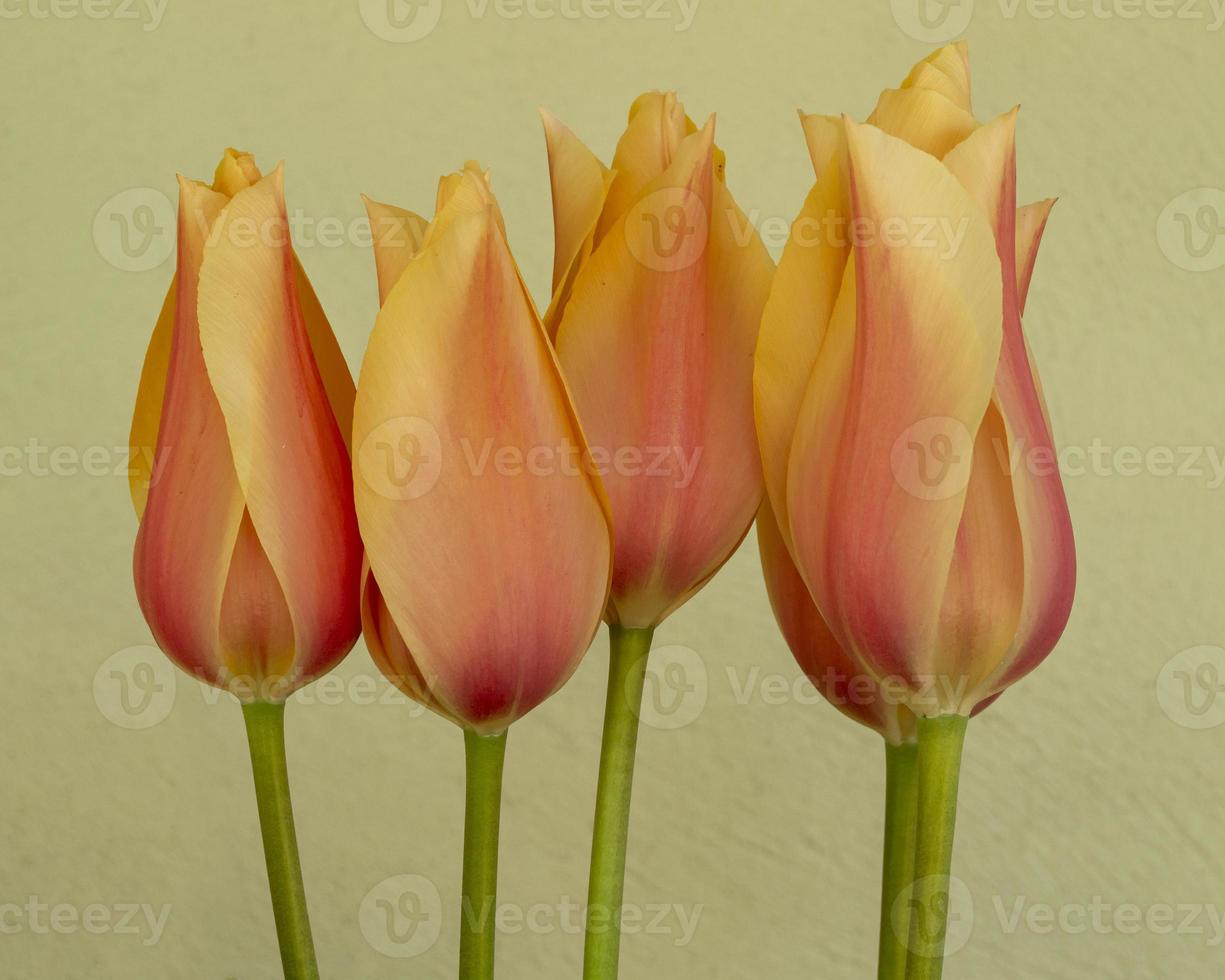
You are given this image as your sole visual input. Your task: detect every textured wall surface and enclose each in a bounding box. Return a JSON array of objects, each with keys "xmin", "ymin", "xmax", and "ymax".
[{"xmin": 3, "ymin": 0, "xmax": 1224, "ymax": 976}]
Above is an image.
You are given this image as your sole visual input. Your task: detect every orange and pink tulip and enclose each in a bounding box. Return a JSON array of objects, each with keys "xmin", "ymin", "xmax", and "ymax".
[
  {"xmin": 352, "ymin": 162, "xmax": 614, "ymax": 736},
  {"xmin": 542, "ymin": 93, "xmax": 775, "ymax": 629},
  {"xmin": 755, "ymin": 44, "xmax": 1076, "ymax": 718},
  {"xmin": 130, "ymin": 149, "xmax": 362, "ymax": 701}
]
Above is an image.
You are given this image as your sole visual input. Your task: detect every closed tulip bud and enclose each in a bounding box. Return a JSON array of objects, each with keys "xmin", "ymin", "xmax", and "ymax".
[
  {"xmin": 756, "ymin": 45, "xmax": 1075, "ymax": 719},
  {"xmin": 541, "ymin": 94, "xmax": 775, "ymax": 629},
  {"xmin": 352, "ymin": 163, "xmax": 613, "ymax": 736},
  {"xmin": 130, "ymin": 149, "xmax": 362, "ymax": 703}
]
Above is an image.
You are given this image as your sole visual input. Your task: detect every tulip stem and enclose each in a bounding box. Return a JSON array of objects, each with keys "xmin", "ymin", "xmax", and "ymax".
[
  {"xmin": 877, "ymin": 739, "xmax": 919, "ymax": 980},
  {"xmin": 460, "ymin": 728, "xmax": 508, "ymax": 980},
  {"xmin": 583, "ymin": 625, "xmax": 655, "ymax": 980},
  {"xmin": 905, "ymin": 714, "xmax": 969, "ymax": 980},
  {"xmin": 241, "ymin": 700, "xmax": 319, "ymax": 980}
]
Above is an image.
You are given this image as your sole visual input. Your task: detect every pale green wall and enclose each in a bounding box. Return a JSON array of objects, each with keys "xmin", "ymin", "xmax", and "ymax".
[{"xmin": 3, "ymin": 0, "xmax": 1223, "ymax": 975}]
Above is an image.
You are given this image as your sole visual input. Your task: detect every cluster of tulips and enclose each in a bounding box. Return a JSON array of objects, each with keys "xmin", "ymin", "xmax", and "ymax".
[{"xmin": 127, "ymin": 42, "xmax": 1075, "ymax": 980}]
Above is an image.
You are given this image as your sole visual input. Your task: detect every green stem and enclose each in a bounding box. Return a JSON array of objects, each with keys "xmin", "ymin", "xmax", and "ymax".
[
  {"xmin": 905, "ymin": 714, "xmax": 969, "ymax": 980},
  {"xmin": 878, "ymin": 740, "xmax": 919, "ymax": 980},
  {"xmin": 241, "ymin": 701, "xmax": 319, "ymax": 980},
  {"xmin": 583, "ymin": 625, "xmax": 655, "ymax": 980},
  {"xmin": 459, "ymin": 728, "xmax": 508, "ymax": 980}
]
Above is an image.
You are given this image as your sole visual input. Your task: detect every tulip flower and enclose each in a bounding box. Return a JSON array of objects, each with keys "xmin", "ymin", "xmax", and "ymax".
[
  {"xmin": 352, "ymin": 163, "xmax": 613, "ymax": 980},
  {"xmin": 540, "ymin": 93, "xmax": 774, "ymax": 977},
  {"xmin": 755, "ymin": 45, "xmax": 1075, "ymax": 978},
  {"xmin": 129, "ymin": 149, "xmax": 362, "ymax": 979}
]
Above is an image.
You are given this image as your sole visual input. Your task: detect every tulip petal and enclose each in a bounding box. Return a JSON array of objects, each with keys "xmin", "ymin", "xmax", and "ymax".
[
  {"xmin": 798, "ymin": 112, "xmax": 841, "ymax": 180},
  {"xmin": 362, "ymin": 195, "xmax": 429, "ymax": 305},
  {"xmin": 219, "ymin": 510, "xmax": 297, "ymax": 689},
  {"xmin": 128, "ymin": 280, "xmax": 175, "ymax": 517},
  {"xmin": 360, "ymin": 560, "xmax": 454, "ymax": 722},
  {"xmin": 786, "ymin": 119, "xmax": 1003, "ymax": 688},
  {"xmin": 196, "ymin": 166, "xmax": 362, "ymax": 687},
  {"xmin": 593, "ymin": 91, "xmax": 689, "ymax": 246},
  {"xmin": 1017, "ymin": 198, "xmax": 1055, "ymax": 314},
  {"xmin": 868, "ymin": 87, "xmax": 977, "ymax": 159},
  {"xmin": 931, "ymin": 402, "xmax": 1024, "ymax": 711},
  {"xmin": 353, "ymin": 170, "xmax": 612, "ymax": 734},
  {"xmin": 211, "ymin": 147, "xmax": 358, "ymax": 449},
  {"xmin": 754, "ymin": 134, "xmax": 851, "ymax": 549},
  {"xmin": 900, "ymin": 41, "xmax": 973, "ymax": 112},
  {"xmin": 540, "ymin": 108, "xmax": 615, "ymax": 340},
  {"xmin": 944, "ymin": 117, "xmax": 1076, "ymax": 695},
  {"xmin": 556, "ymin": 120, "xmax": 773, "ymax": 627},
  {"xmin": 758, "ymin": 500, "xmax": 914, "ymax": 744},
  {"xmin": 133, "ymin": 178, "xmax": 246, "ymax": 683}
]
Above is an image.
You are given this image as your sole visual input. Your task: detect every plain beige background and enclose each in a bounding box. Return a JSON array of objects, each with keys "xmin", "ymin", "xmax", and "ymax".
[{"xmin": 3, "ymin": 0, "xmax": 1224, "ymax": 976}]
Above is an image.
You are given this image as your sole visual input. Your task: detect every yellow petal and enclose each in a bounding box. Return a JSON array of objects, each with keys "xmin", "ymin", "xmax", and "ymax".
[
  {"xmin": 362, "ymin": 195, "xmax": 429, "ymax": 306},
  {"xmin": 754, "ymin": 130, "xmax": 851, "ymax": 550},
  {"xmin": 540, "ymin": 108, "xmax": 615, "ymax": 340},
  {"xmin": 128, "ymin": 279, "xmax": 175, "ymax": 517},
  {"xmin": 900, "ymin": 41, "xmax": 973, "ymax": 112},
  {"xmin": 593, "ymin": 91, "xmax": 689, "ymax": 246},
  {"xmin": 797, "ymin": 112, "xmax": 841, "ymax": 180},
  {"xmin": 868, "ymin": 87, "xmax": 977, "ymax": 158}
]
